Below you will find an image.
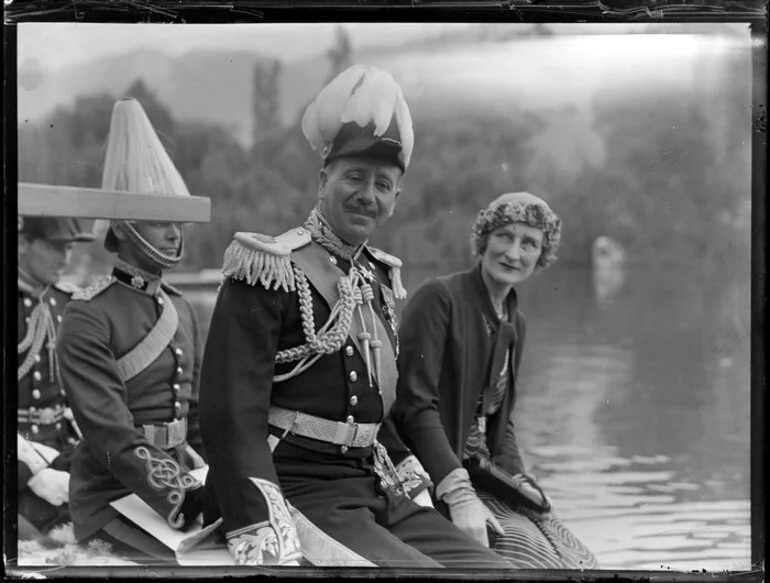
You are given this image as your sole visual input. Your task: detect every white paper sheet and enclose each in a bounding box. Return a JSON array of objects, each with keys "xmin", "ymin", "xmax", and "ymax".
[{"xmin": 109, "ymin": 465, "xmax": 234, "ymax": 564}]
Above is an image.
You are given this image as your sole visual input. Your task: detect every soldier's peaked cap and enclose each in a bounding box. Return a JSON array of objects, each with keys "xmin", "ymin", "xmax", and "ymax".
[
  {"xmin": 19, "ymin": 216, "xmax": 95, "ymax": 244},
  {"xmin": 301, "ymin": 65, "xmax": 414, "ymax": 173}
]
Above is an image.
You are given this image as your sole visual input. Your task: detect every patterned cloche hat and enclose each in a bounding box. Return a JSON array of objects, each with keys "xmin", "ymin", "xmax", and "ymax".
[{"xmin": 470, "ymin": 191, "xmax": 562, "ymax": 269}]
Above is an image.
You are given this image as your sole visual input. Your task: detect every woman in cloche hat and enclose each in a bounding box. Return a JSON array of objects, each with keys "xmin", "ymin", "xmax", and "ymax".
[{"xmin": 393, "ymin": 192, "xmax": 600, "ymax": 569}]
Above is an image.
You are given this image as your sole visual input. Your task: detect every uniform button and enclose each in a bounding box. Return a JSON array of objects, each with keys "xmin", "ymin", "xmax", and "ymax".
[
  {"xmin": 29, "ymin": 406, "xmax": 37, "ymax": 414},
  {"xmin": 346, "ymin": 415, "xmax": 355, "ymax": 424},
  {"xmin": 176, "ymin": 366, "xmax": 183, "ymax": 376},
  {"xmin": 33, "ymin": 371, "xmax": 42, "ymax": 382},
  {"xmin": 34, "ymin": 355, "xmax": 41, "ymax": 363},
  {"xmin": 345, "ymin": 346, "xmax": 354, "ymax": 357},
  {"xmin": 349, "ymin": 395, "xmax": 358, "ymax": 407},
  {"xmin": 157, "ymin": 297, "xmax": 164, "ymax": 305},
  {"xmin": 24, "ymin": 298, "xmax": 32, "ymax": 308},
  {"xmin": 329, "ymin": 256, "xmax": 338, "ymax": 265},
  {"xmin": 49, "ymin": 297, "xmax": 57, "ymax": 306},
  {"xmin": 173, "ymin": 383, "xmax": 181, "ymax": 391},
  {"xmin": 57, "ymin": 315, "xmax": 62, "ymax": 323},
  {"xmin": 349, "ymin": 371, "xmax": 357, "ymax": 382},
  {"xmin": 25, "ymin": 317, "xmax": 30, "ymax": 324},
  {"xmin": 55, "ymin": 422, "xmax": 62, "ymax": 430},
  {"xmin": 60, "ymin": 389, "xmax": 66, "ymax": 397},
  {"xmin": 174, "ymin": 348, "xmax": 183, "ymax": 357},
  {"xmin": 340, "ymin": 445, "xmax": 348, "ymax": 454},
  {"xmin": 174, "ymin": 401, "xmax": 183, "ymax": 417},
  {"xmin": 31, "ymin": 425, "xmax": 40, "ymax": 435},
  {"xmin": 32, "ymin": 389, "xmax": 41, "ymax": 400}
]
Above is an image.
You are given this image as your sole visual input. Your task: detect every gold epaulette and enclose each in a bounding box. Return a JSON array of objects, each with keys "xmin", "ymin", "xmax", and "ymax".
[
  {"xmin": 368, "ymin": 247, "xmax": 407, "ymax": 300},
  {"xmin": 53, "ymin": 280, "xmax": 82, "ymax": 295},
  {"xmin": 222, "ymin": 227, "xmax": 312, "ymax": 292},
  {"xmin": 72, "ymin": 276, "xmax": 117, "ymax": 301}
]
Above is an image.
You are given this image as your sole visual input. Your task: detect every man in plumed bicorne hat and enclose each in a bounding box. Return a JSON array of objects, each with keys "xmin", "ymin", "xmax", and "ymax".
[
  {"xmin": 56, "ymin": 99, "xmax": 208, "ymax": 564},
  {"xmin": 198, "ymin": 65, "xmax": 513, "ymax": 568},
  {"xmin": 17, "ymin": 216, "xmax": 94, "ymax": 539}
]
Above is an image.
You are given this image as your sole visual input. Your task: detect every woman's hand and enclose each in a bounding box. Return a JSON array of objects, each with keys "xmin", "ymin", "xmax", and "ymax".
[
  {"xmin": 445, "ymin": 488, "xmax": 503, "ymax": 547},
  {"xmin": 437, "ymin": 468, "xmax": 504, "ymax": 547}
]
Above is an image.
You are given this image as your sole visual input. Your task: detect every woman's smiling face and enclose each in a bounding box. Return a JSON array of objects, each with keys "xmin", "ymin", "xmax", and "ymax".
[{"xmin": 481, "ymin": 222, "xmax": 544, "ymax": 287}]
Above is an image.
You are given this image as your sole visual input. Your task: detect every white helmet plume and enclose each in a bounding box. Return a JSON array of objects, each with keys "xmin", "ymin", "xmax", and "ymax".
[{"xmin": 301, "ymin": 64, "xmax": 414, "ymax": 170}]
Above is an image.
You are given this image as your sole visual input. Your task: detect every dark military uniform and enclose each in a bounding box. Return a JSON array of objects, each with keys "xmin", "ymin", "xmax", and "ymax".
[
  {"xmin": 56, "ymin": 260, "xmax": 205, "ymax": 549},
  {"xmin": 18, "ymin": 279, "xmax": 80, "ymax": 534},
  {"xmin": 200, "ymin": 224, "xmax": 512, "ymax": 568}
]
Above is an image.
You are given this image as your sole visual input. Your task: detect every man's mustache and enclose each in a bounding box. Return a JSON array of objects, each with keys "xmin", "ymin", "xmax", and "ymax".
[{"xmin": 343, "ymin": 201, "xmax": 379, "ymax": 218}]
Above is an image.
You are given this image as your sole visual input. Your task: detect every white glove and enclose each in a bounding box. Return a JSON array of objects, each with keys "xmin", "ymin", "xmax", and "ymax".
[
  {"xmin": 411, "ymin": 489, "xmax": 434, "ymax": 509},
  {"xmin": 437, "ymin": 468, "xmax": 503, "ymax": 548},
  {"xmin": 28, "ymin": 468, "xmax": 70, "ymax": 507}
]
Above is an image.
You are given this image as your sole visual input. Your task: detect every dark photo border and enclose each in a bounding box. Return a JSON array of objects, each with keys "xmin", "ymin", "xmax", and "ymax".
[{"xmin": 3, "ymin": 1, "xmax": 766, "ymax": 580}]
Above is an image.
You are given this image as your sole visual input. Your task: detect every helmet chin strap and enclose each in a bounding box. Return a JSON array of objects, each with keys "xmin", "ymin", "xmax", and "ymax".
[{"xmin": 115, "ymin": 220, "xmax": 184, "ymax": 271}]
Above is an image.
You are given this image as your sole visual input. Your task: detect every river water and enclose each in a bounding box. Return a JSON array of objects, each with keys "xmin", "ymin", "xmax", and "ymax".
[{"xmin": 182, "ymin": 260, "xmax": 752, "ymax": 572}]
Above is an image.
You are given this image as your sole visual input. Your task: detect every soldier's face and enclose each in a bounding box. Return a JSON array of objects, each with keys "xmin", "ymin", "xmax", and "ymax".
[
  {"xmin": 318, "ymin": 157, "xmax": 401, "ymax": 245},
  {"xmin": 115, "ymin": 221, "xmax": 182, "ymax": 272},
  {"xmin": 18, "ymin": 236, "xmax": 74, "ymax": 286}
]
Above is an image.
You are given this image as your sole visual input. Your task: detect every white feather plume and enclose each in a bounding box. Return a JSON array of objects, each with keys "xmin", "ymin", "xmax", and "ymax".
[
  {"xmin": 301, "ymin": 64, "xmax": 413, "ymax": 169},
  {"xmin": 302, "ymin": 65, "xmax": 367, "ymax": 152},
  {"xmin": 102, "ymin": 98, "xmax": 190, "ymax": 198}
]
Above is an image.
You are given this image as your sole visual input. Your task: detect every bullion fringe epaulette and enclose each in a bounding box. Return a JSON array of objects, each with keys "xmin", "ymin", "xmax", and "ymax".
[
  {"xmin": 222, "ymin": 228, "xmax": 312, "ymax": 293},
  {"xmin": 367, "ymin": 247, "xmax": 407, "ymax": 300},
  {"xmin": 72, "ymin": 276, "xmax": 117, "ymax": 302}
]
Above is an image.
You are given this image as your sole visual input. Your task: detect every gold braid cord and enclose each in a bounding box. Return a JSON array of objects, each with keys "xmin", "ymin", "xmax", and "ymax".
[
  {"xmin": 18, "ymin": 298, "xmax": 58, "ymax": 383},
  {"xmin": 134, "ymin": 445, "xmax": 200, "ymax": 529},
  {"xmin": 273, "ymin": 264, "xmax": 360, "ymax": 382}
]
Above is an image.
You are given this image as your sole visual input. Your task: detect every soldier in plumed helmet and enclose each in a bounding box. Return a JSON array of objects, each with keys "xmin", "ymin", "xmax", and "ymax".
[
  {"xmin": 56, "ymin": 98, "xmax": 208, "ymax": 563},
  {"xmin": 17, "ymin": 216, "xmax": 94, "ymax": 539},
  {"xmin": 198, "ymin": 65, "xmax": 512, "ymax": 568}
]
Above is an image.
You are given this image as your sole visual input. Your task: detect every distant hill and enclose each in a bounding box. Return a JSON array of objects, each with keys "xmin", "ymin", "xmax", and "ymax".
[
  {"xmin": 17, "ymin": 23, "xmax": 740, "ymax": 150},
  {"xmin": 15, "ymin": 23, "xmax": 576, "ymax": 147}
]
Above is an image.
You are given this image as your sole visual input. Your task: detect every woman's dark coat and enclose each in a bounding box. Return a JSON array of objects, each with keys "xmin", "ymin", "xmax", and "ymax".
[{"xmin": 393, "ymin": 262, "xmax": 527, "ymax": 488}]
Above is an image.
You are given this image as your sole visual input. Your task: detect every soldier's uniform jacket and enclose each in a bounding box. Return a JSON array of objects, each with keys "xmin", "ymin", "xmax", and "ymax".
[
  {"xmin": 18, "ymin": 280, "xmax": 80, "ymax": 488},
  {"xmin": 200, "ymin": 220, "xmax": 431, "ymax": 564},
  {"xmin": 56, "ymin": 261, "xmax": 205, "ymax": 542}
]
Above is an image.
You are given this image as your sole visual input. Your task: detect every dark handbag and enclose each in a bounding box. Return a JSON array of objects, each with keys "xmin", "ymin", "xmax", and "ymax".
[{"xmin": 464, "ymin": 456, "xmax": 551, "ymax": 515}]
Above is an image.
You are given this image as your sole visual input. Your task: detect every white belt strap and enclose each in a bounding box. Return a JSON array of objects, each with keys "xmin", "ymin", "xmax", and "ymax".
[
  {"xmin": 268, "ymin": 406, "xmax": 379, "ymax": 449},
  {"xmin": 115, "ymin": 290, "xmax": 179, "ymax": 382}
]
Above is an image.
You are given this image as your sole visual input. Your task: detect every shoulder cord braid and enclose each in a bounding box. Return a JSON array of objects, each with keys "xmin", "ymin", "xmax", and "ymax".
[
  {"xmin": 273, "ymin": 261, "xmax": 381, "ymax": 387},
  {"xmin": 273, "ymin": 264, "xmax": 359, "ymax": 382},
  {"xmin": 354, "ymin": 271, "xmax": 382, "ymax": 389},
  {"xmin": 18, "ymin": 291, "xmax": 58, "ymax": 383}
]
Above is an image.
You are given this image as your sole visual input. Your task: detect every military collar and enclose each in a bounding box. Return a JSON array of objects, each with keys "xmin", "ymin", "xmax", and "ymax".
[
  {"xmin": 304, "ymin": 206, "xmax": 364, "ymax": 261},
  {"xmin": 112, "ymin": 258, "xmax": 163, "ymax": 296}
]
